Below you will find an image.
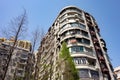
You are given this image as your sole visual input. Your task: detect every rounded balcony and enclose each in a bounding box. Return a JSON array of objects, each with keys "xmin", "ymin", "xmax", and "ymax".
[
  {"xmin": 71, "ymin": 52, "xmax": 95, "ymax": 59},
  {"xmin": 60, "ymin": 33, "xmax": 89, "ymax": 43},
  {"xmin": 59, "ymin": 6, "xmax": 83, "ymax": 18},
  {"xmin": 73, "ymin": 57, "xmax": 97, "ymax": 70},
  {"xmin": 59, "ymin": 25, "xmax": 87, "ymax": 35},
  {"xmin": 76, "ymin": 64, "xmax": 96, "ymax": 71}
]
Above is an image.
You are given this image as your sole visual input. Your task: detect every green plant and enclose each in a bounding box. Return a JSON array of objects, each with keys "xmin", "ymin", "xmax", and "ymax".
[{"xmin": 59, "ymin": 42, "xmax": 79, "ymax": 80}]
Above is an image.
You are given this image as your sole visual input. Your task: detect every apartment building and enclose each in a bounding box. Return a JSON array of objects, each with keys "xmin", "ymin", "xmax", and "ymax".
[
  {"xmin": 114, "ymin": 66, "xmax": 120, "ymax": 80},
  {"xmin": 37, "ymin": 6, "xmax": 116, "ymax": 80},
  {"xmin": 0, "ymin": 38, "xmax": 34, "ymax": 80}
]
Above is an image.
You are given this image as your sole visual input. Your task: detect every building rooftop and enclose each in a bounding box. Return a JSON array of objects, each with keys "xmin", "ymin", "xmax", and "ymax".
[{"xmin": 114, "ymin": 66, "xmax": 120, "ymax": 71}]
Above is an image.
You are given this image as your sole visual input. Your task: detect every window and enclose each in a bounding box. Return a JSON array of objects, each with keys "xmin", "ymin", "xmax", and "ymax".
[
  {"xmin": 88, "ymin": 59, "xmax": 96, "ymax": 66},
  {"xmin": 72, "ymin": 38, "xmax": 90, "ymax": 45},
  {"xmin": 81, "ymin": 31, "xmax": 89, "ymax": 37},
  {"xmin": 79, "ymin": 46, "xmax": 84, "ymax": 51},
  {"xmin": 82, "ymin": 58, "xmax": 86, "ymax": 64},
  {"xmin": 69, "ymin": 30, "xmax": 81, "ymax": 35},
  {"xmin": 74, "ymin": 57, "xmax": 86, "ymax": 64},
  {"xmin": 74, "ymin": 58, "xmax": 78, "ymax": 64},
  {"xmin": 19, "ymin": 59, "xmax": 26, "ymax": 63},
  {"xmin": 90, "ymin": 70, "xmax": 99, "ymax": 80},
  {"xmin": 69, "ymin": 39, "xmax": 77, "ymax": 44},
  {"xmin": 69, "ymin": 30, "xmax": 76, "ymax": 35},
  {"xmin": 79, "ymin": 69, "xmax": 89, "ymax": 78},
  {"xmin": 62, "ymin": 29, "xmax": 80, "ymax": 38},
  {"xmin": 82, "ymin": 38, "xmax": 90, "ymax": 45},
  {"xmin": 21, "ymin": 54, "xmax": 27, "ymax": 58},
  {"xmin": 70, "ymin": 22, "xmax": 86, "ymax": 30},
  {"xmin": 17, "ymin": 70, "xmax": 24, "ymax": 75},
  {"xmin": 79, "ymin": 24, "xmax": 86, "ymax": 29},
  {"xmin": 70, "ymin": 22, "xmax": 79, "ymax": 27},
  {"xmin": 78, "ymin": 14, "xmax": 83, "ymax": 19},
  {"xmin": 77, "ymin": 38, "xmax": 82, "ymax": 43},
  {"xmin": 70, "ymin": 46, "xmax": 84, "ymax": 53},
  {"xmin": 76, "ymin": 30, "xmax": 81, "ymax": 34},
  {"xmin": 85, "ymin": 47, "xmax": 93, "ymax": 52}
]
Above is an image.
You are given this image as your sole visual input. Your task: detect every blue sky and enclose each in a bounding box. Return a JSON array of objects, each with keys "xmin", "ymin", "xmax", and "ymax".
[{"xmin": 0, "ymin": 0, "xmax": 120, "ymax": 68}]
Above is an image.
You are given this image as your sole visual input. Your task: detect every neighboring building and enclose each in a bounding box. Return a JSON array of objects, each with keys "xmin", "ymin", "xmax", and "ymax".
[
  {"xmin": 37, "ymin": 6, "xmax": 116, "ymax": 80},
  {"xmin": 114, "ymin": 66, "xmax": 120, "ymax": 80},
  {"xmin": 32, "ymin": 51, "xmax": 38, "ymax": 80},
  {"xmin": 24, "ymin": 51, "xmax": 35, "ymax": 80},
  {"xmin": 0, "ymin": 37, "xmax": 34, "ymax": 80}
]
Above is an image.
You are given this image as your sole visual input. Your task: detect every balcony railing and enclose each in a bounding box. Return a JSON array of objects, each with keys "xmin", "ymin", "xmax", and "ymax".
[
  {"xmin": 60, "ymin": 15, "xmax": 84, "ymax": 23},
  {"xmin": 60, "ymin": 34, "xmax": 89, "ymax": 43},
  {"xmin": 60, "ymin": 21, "xmax": 68, "ymax": 27},
  {"xmin": 76, "ymin": 64, "xmax": 95, "ymax": 68},
  {"xmin": 60, "ymin": 15, "xmax": 75, "ymax": 22},
  {"xmin": 60, "ymin": 9, "xmax": 82, "ymax": 18},
  {"xmin": 80, "ymin": 78, "xmax": 98, "ymax": 80},
  {"xmin": 76, "ymin": 64, "xmax": 96, "ymax": 70},
  {"xmin": 71, "ymin": 52, "xmax": 95, "ymax": 58}
]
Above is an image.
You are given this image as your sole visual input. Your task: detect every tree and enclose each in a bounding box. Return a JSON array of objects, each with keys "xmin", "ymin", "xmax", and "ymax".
[
  {"xmin": 24, "ymin": 27, "xmax": 45, "ymax": 80},
  {"xmin": 59, "ymin": 42, "xmax": 79, "ymax": 80},
  {"xmin": 31, "ymin": 27, "xmax": 45, "ymax": 54},
  {"xmin": 32, "ymin": 27, "xmax": 45, "ymax": 80},
  {"xmin": 2, "ymin": 10, "xmax": 28, "ymax": 80}
]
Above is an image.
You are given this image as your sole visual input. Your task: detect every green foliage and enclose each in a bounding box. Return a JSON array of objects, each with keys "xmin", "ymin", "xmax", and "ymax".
[
  {"xmin": 14, "ymin": 77, "xmax": 23, "ymax": 80},
  {"xmin": 59, "ymin": 42, "xmax": 79, "ymax": 80},
  {"xmin": 24, "ymin": 70, "xmax": 34, "ymax": 80}
]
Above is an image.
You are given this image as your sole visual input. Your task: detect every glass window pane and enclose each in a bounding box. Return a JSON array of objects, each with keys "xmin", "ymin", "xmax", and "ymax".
[
  {"xmin": 90, "ymin": 70, "xmax": 99, "ymax": 80},
  {"xmin": 79, "ymin": 46, "xmax": 83, "ymax": 52},
  {"xmin": 79, "ymin": 24, "xmax": 86, "ymax": 29},
  {"xmin": 71, "ymin": 46, "xmax": 84, "ymax": 53},
  {"xmin": 76, "ymin": 30, "xmax": 80, "ymax": 34},
  {"xmin": 77, "ymin": 38, "xmax": 82, "ymax": 43},
  {"xmin": 79, "ymin": 69, "xmax": 89, "ymax": 78},
  {"xmin": 85, "ymin": 47, "xmax": 93, "ymax": 52},
  {"xmin": 82, "ymin": 58, "xmax": 86, "ymax": 64},
  {"xmin": 70, "ymin": 22, "xmax": 79, "ymax": 27},
  {"xmin": 82, "ymin": 31, "xmax": 89, "ymax": 37},
  {"xmin": 82, "ymin": 38, "xmax": 90, "ymax": 45},
  {"xmin": 74, "ymin": 57, "xmax": 87, "ymax": 64}
]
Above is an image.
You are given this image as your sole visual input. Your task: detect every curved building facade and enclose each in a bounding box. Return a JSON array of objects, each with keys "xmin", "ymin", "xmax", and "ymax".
[{"xmin": 37, "ymin": 6, "xmax": 116, "ymax": 80}]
